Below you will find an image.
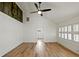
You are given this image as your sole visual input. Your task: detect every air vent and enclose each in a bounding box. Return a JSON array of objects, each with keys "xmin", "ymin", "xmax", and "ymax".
[{"xmin": 26, "ymin": 17, "xmax": 30, "ymax": 22}]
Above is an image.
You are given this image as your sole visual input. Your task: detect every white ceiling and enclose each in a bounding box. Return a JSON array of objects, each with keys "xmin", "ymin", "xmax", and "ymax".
[{"xmin": 17, "ymin": 2, "xmax": 79, "ymax": 23}]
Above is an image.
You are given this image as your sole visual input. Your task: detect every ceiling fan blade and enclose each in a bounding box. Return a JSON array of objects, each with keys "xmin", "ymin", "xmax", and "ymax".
[
  {"xmin": 34, "ymin": 3, "xmax": 38, "ymax": 10},
  {"xmin": 41, "ymin": 9, "xmax": 51, "ymax": 12},
  {"xmin": 30, "ymin": 11, "xmax": 38, "ymax": 13}
]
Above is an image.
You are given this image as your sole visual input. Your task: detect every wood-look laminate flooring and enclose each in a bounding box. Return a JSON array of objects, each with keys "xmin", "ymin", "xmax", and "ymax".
[{"xmin": 4, "ymin": 41, "xmax": 79, "ymax": 57}]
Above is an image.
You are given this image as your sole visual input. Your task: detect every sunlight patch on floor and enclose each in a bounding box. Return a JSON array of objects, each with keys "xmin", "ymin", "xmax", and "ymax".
[{"xmin": 35, "ymin": 40, "xmax": 48, "ymax": 56}]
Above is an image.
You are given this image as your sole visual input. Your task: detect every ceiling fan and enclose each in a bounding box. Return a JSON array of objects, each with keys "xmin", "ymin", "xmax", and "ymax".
[{"xmin": 30, "ymin": 2, "xmax": 52, "ymax": 16}]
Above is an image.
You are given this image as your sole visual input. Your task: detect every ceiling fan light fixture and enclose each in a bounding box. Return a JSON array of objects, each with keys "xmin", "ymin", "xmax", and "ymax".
[
  {"xmin": 38, "ymin": 11, "xmax": 42, "ymax": 14},
  {"xmin": 30, "ymin": 2, "xmax": 52, "ymax": 16}
]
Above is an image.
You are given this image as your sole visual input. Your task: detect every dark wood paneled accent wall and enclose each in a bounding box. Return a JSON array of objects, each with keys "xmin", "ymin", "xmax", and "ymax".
[{"xmin": 0, "ymin": 2, "xmax": 23, "ymax": 22}]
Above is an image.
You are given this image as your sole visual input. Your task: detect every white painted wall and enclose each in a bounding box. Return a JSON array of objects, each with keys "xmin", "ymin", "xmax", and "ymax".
[
  {"xmin": 57, "ymin": 16, "xmax": 79, "ymax": 54},
  {"xmin": 0, "ymin": 12, "xmax": 23, "ymax": 56},
  {"xmin": 24, "ymin": 14, "xmax": 57, "ymax": 42}
]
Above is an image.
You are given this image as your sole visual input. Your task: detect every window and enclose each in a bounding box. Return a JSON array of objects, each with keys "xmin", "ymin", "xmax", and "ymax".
[
  {"xmin": 73, "ymin": 24, "xmax": 79, "ymax": 32},
  {"xmin": 74, "ymin": 34, "xmax": 79, "ymax": 42},
  {"xmin": 59, "ymin": 33, "xmax": 61, "ymax": 37},
  {"xmin": 59, "ymin": 28, "xmax": 62, "ymax": 32},
  {"xmin": 58, "ymin": 27, "xmax": 62, "ymax": 38},
  {"xmin": 58, "ymin": 23, "xmax": 79, "ymax": 42},
  {"xmin": 68, "ymin": 33, "xmax": 72, "ymax": 40},
  {"xmin": 67, "ymin": 25, "xmax": 72, "ymax": 40},
  {"xmin": 64, "ymin": 33, "xmax": 67, "ymax": 39},
  {"xmin": 62, "ymin": 27, "xmax": 64, "ymax": 32},
  {"xmin": 64, "ymin": 26, "xmax": 67, "ymax": 32},
  {"xmin": 68, "ymin": 25, "xmax": 71, "ymax": 32},
  {"xmin": 62, "ymin": 33, "xmax": 64, "ymax": 38},
  {"xmin": 73, "ymin": 24, "xmax": 79, "ymax": 42}
]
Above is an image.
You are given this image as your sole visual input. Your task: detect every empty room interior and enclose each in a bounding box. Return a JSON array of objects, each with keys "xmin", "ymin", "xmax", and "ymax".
[{"xmin": 0, "ymin": 2, "xmax": 79, "ymax": 57}]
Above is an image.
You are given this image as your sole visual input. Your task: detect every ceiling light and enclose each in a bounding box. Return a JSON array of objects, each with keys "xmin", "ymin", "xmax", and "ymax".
[{"xmin": 38, "ymin": 11, "xmax": 42, "ymax": 14}]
